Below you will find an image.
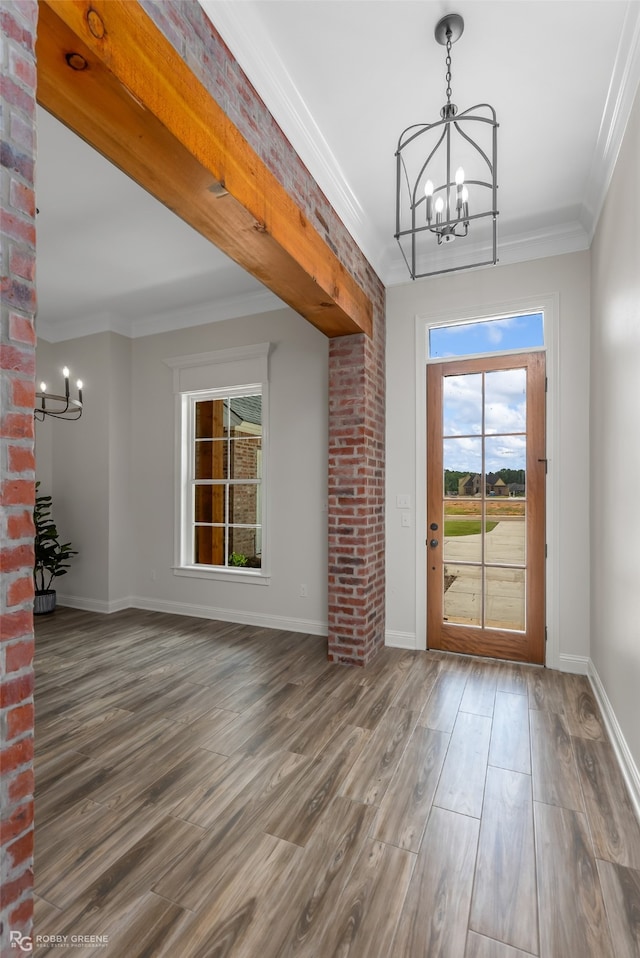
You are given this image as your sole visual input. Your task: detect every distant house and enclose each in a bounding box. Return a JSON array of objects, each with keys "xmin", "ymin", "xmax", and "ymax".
[
  {"xmin": 508, "ymin": 482, "xmax": 526, "ymax": 497},
  {"xmin": 486, "ymin": 474, "xmax": 509, "ymax": 496},
  {"xmin": 458, "ymin": 472, "xmax": 511, "ymax": 497},
  {"xmin": 458, "ymin": 473, "xmax": 481, "ymax": 496}
]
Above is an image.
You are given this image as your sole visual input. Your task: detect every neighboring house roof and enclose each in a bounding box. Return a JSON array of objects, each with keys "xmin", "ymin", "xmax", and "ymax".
[{"xmin": 230, "ymin": 395, "xmax": 262, "ymax": 427}]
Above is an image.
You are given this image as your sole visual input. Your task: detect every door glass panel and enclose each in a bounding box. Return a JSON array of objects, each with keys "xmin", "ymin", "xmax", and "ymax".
[
  {"xmin": 485, "ymin": 567, "xmax": 525, "ymax": 631},
  {"xmin": 443, "ymin": 373, "xmax": 482, "ymax": 436},
  {"xmin": 444, "ymin": 503, "xmax": 483, "ymax": 563},
  {"xmin": 443, "ymin": 438, "xmax": 482, "ymax": 497},
  {"xmin": 485, "ymin": 368, "xmax": 526, "ymax": 434},
  {"xmin": 444, "ymin": 563, "xmax": 481, "ymax": 626},
  {"xmin": 485, "ymin": 435, "xmax": 526, "ymax": 485},
  {"xmin": 485, "ymin": 500, "xmax": 526, "ymax": 565}
]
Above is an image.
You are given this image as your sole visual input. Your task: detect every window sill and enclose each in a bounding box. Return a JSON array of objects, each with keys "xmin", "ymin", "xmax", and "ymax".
[{"xmin": 173, "ymin": 565, "xmax": 270, "ymax": 585}]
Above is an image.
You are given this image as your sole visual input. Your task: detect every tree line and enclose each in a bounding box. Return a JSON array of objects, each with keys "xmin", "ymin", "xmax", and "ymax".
[{"xmin": 444, "ymin": 468, "xmax": 526, "ymax": 495}]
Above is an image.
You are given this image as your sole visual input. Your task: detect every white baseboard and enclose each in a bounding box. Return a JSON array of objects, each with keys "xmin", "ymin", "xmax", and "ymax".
[
  {"xmin": 57, "ymin": 593, "xmax": 133, "ymax": 614},
  {"xmin": 385, "ymin": 630, "xmax": 417, "ymax": 650},
  {"xmin": 557, "ymin": 653, "xmax": 590, "ymax": 675},
  {"xmin": 588, "ymin": 660, "xmax": 640, "ymax": 825},
  {"xmin": 131, "ymin": 596, "xmax": 328, "ymax": 636},
  {"xmin": 57, "ymin": 593, "xmax": 328, "ymax": 636}
]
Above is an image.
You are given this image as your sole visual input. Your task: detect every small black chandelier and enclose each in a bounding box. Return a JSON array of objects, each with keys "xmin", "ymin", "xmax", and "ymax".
[
  {"xmin": 35, "ymin": 367, "xmax": 84, "ymax": 421},
  {"xmin": 395, "ymin": 13, "xmax": 498, "ymax": 279}
]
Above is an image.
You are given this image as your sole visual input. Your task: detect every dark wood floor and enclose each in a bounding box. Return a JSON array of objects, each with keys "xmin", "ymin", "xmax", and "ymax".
[{"xmin": 32, "ymin": 608, "xmax": 640, "ymax": 957}]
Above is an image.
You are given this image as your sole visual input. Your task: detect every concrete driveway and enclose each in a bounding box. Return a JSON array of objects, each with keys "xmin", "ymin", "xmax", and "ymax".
[{"xmin": 442, "ymin": 518, "xmax": 526, "ymax": 630}]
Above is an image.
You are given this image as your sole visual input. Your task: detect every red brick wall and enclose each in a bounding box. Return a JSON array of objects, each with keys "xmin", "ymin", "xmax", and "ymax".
[
  {"xmin": 229, "ymin": 431, "xmax": 260, "ymax": 562},
  {"xmin": 142, "ymin": 0, "xmax": 387, "ymax": 666},
  {"xmin": 328, "ymin": 323, "xmax": 386, "ymax": 666},
  {"xmin": 0, "ymin": 0, "xmax": 38, "ymax": 947}
]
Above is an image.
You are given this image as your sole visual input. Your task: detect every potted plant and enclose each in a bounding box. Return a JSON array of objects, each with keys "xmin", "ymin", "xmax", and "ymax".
[{"xmin": 33, "ymin": 483, "xmax": 78, "ymax": 614}]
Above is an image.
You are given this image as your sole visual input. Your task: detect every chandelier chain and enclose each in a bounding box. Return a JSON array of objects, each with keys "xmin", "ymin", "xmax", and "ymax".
[{"xmin": 445, "ymin": 31, "xmax": 452, "ymax": 103}]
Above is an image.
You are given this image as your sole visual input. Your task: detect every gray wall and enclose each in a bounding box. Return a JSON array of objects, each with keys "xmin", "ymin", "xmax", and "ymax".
[
  {"xmin": 36, "ymin": 307, "xmax": 329, "ymax": 631},
  {"xmin": 590, "ymin": 83, "xmax": 640, "ymax": 776}
]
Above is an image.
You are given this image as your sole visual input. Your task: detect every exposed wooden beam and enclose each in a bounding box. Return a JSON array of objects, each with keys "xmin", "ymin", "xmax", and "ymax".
[{"xmin": 35, "ymin": 0, "xmax": 373, "ymax": 338}]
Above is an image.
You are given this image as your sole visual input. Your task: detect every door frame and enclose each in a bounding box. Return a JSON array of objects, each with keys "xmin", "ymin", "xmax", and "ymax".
[{"xmin": 413, "ymin": 293, "xmax": 560, "ymax": 667}]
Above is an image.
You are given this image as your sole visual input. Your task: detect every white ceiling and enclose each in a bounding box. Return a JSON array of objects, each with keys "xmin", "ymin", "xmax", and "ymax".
[{"xmin": 36, "ymin": 0, "xmax": 640, "ymax": 342}]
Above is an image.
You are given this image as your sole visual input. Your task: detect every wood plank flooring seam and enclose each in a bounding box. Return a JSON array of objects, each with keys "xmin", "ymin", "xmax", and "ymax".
[{"xmin": 467, "ymin": 930, "xmax": 539, "ymax": 957}]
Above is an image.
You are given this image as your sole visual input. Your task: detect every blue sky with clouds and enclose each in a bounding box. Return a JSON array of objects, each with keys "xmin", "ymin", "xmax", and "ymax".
[
  {"xmin": 443, "ymin": 368, "xmax": 527, "ymax": 474},
  {"xmin": 430, "ymin": 312, "xmax": 543, "ymax": 360},
  {"xmin": 434, "ymin": 312, "xmax": 541, "ymax": 476}
]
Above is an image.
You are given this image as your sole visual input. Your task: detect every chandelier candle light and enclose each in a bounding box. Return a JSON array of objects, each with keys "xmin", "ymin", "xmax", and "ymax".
[
  {"xmin": 35, "ymin": 367, "xmax": 84, "ymax": 421},
  {"xmin": 395, "ymin": 13, "xmax": 498, "ymax": 278}
]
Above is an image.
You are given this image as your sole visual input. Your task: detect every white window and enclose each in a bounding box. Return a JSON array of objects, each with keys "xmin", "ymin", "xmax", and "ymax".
[{"xmin": 166, "ymin": 344, "xmax": 269, "ymax": 582}]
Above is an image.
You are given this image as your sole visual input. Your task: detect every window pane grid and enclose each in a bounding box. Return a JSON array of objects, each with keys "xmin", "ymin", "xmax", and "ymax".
[
  {"xmin": 442, "ymin": 367, "xmax": 527, "ymax": 631},
  {"xmin": 188, "ymin": 391, "xmax": 262, "ymax": 569}
]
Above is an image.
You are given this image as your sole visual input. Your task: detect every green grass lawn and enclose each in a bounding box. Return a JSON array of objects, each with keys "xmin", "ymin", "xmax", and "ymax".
[{"xmin": 444, "ymin": 520, "xmax": 499, "ymax": 537}]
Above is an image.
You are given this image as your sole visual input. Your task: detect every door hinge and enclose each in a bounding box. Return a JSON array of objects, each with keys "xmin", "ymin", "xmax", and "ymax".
[
  {"xmin": 545, "ymin": 626, "xmax": 548, "ymax": 643},
  {"xmin": 545, "ymin": 376, "xmax": 548, "ymax": 392},
  {"xmin": 545, "ymin": 543, "xmax": 548, "ymax": 558}
]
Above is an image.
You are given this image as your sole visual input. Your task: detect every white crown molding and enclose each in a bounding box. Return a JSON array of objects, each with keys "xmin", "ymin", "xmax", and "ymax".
[
  {"xmin": 198, "ymin": 0, "xmax": 634, "ymax": 291},
  {"xmin": 582, "ymin": 0, "xmax": 640, "ymax": 240},
  {"xmin": 36, "ymin": 310, "xmax": 131, "ymax": 344},
  {"xmin": 164, "ymin": 341, "xmax": 271, "ymax": 371},
  {"xmin": 197, "ymin": 0, "xmax": 384, "ymax": 279},
  {"xmin": 129, "ymin": 289, "xmax": 285, "ymax": 339},
  {"xmin": 495, "ymin": 220, "xmax": 591, "ymax": 267},
  {"xmin": 36, "ymin": 290, "xmax": 285, "ymax": 344},
  {"xmin": 383, "ymin": 219, "xmax": 590, "ymax": 287}
]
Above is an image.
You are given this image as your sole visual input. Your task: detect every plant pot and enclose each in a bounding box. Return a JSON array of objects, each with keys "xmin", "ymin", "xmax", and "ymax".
[{"xmin": 34, "ymin": 589, "xmax": 57, "ymax": 615}]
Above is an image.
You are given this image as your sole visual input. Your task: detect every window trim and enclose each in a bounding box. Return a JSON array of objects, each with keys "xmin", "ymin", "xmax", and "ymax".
[{"xmin": 166, "ymin": 344, "xmax": 270, "ymax": 584}]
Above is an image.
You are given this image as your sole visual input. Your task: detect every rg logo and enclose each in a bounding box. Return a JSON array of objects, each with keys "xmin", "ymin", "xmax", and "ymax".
[{"xmin": 10, "ymin": 931, "xmax": 33, "ymax": 952}]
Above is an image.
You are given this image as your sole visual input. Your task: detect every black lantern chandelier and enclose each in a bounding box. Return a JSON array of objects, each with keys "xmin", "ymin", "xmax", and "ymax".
[
  {"xmin": 395, "ymin": 14, "xmax": 498, "ymax": 279},
  {"xmin": 35, "ymin": 367, "xmax": 83, "ymax": 421}
]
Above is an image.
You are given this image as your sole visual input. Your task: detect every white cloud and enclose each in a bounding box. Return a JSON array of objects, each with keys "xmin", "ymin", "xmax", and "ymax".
[{"xmin": 443, "ymin": 367, "xmax": 526, "ymax": 437}]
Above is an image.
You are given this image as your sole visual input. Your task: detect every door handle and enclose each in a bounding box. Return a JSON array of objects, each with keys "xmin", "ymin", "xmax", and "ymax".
[{"xmin": 429, "ymin": 538, "xmax": 439, "ymax": 548}]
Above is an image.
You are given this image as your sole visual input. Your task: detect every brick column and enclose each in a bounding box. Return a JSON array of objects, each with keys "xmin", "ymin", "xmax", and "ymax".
[
  {"xmin": 0, "ymin": 0, "xmax": 38, "ymax": 948},
  {"xmin": 328, "ymin": 291, "xmax": 386, "ymax": 666}
]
